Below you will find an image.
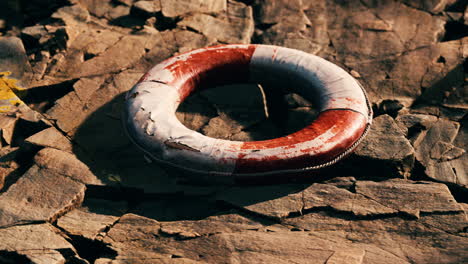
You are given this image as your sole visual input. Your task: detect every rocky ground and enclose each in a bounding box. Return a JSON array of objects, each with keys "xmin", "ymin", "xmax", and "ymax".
[{"xmin": 0, "ymin": 0, "xmax": 467, "ymax": 263}]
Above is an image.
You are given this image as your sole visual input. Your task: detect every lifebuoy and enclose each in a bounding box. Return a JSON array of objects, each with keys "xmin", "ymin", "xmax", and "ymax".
[{"xmin": 123, "ymin": 44, "xmax": 372, "ymax": 178}]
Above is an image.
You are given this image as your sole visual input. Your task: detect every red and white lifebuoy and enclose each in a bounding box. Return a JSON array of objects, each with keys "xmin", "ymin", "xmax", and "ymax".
[{"xmin": 123, "ymin": 44, "xmax": 372, "ymax": 178}]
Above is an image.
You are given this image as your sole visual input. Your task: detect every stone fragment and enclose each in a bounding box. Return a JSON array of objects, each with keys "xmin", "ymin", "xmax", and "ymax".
[
  {"xmin": 178, "ymin": 1, "xmax": 254, "ymax": 44},
  {"xmin": 73, "ymin": 75, "xmax": 107, "ymax": 102},
  {"xmin": 355, "ymin": 180, "xmax": 462, "ymax": 218},
  {"xmin": 159, "ymin": 212, "xmax": 267, "ymax": 239},
  {"xmin": 34, "ymin": 147, "xmax": 101, "ymax": 185},
  {"xmin": 417, "ymin": 40, "xmax": 466, "ymax": 108},
  {"xmin": 161, "ymin": 0, "xmax": 226, "ymax": 18},
  {"xmin": 0, "ymin": 147, "xmax": 101, "ymax": 227},
  {"xmin": 351, "ymin": 114, "xmax": 415, "ymax": 178},
  {"xmin": 395, "ymin": 113, "xmax": 438, "ymax": 137},
  {"xmin": 218, "ymin": 182, "xmax": 395, "ymax": 219},
  {"xmin": 450, "ymin": 117, "xmax": 467, "ymax": 185},
  {"xmin": 133, "ymin": 1, "xmax": 161, "ymax": 16},
  {"xmin": 430, "ymin": 141, "xmax": 465, "ymax": 161},
  {"xmin": 51, "ymin": 4, "xmax": 90, "ymax": 25},
  {"xmin": 0, "ymin": 37, "xmax": 32, "ymax": 85},
  {"xmin": 217, "ymin": 184, "xmax": 307, "ymax": 219},
  {"xmin": 400, "ymin": 0, "xmax": 457, "ymax": 13},
  {"xmin": 414, "ymin": 118, "xmax": 466, "ymax": 187},
  {"xmin": 0, "ymin": 223, "xmax": 85, "ymax": 264},
  {"xmin": 0, "ymin": 146, "xmax": 19, "ymax": 190},
  {"xmin": 57, "ymin": 199, "xmax": 127, "ymax": 240},
  {"xmin": 284, "ymin": 209, "xmax": 468, "ymax": 264},
  {"xmin": 160, "ymin": 28, "xmax": 216, "ymax": 55},
  {"xmin": 376, "ymin": 99, "xmax": 404, "ymax": 117},
  {"xmin": 0, "ymin": 164, "xmax": 86, "ymax": 227},
  {"xmin": 0, "ymin": 115, "xmax": 17, "ymax": 145},
  {"xmin": 72, "ymin": 35, "xmax": 148, "ymax": 78},
  {"xmin": 25, "ymin": 127, "xmax": 73, "ymax": 152},
  {"xmin": 21, "ymin": 25, "xmax": 48, "ymax": 40},
  {"xmin": 258, "ymin": 0, "xmax": 312, "ymax": 36},
  {"xmin": 108, "ymin": 5, "xmax": 131, "ymax": 20},
  {"xmin": 257, "ymin": 0, "xmax": 309, "ymax": 27},
  {"xmin": 258, "ymin": 0, "xmax": 323, "ymax": 53},
  {"xmin": 78, "ymin": 0, "xmax": 119, "ymax": 19},
  {"xmin": 202, "ymin": 116, "xmax": 241, "ymax": 139},
  {"xmin": 45, "ymin": 70, "xmax": 139, "ymax": 134}
]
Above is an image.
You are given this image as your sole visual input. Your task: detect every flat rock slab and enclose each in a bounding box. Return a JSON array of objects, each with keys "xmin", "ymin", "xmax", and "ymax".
[
  {"xmin": 0, "ymin": 37, "xmax": 32, "ymax": 84},
  {"xmin": 352, "ymin": 114, "xmax": 415, "ymax": 178},
  {"xmin": 57, "ymin": 198, "xmax": 128, "ymax": 240},
  {"xmin": 25, "ymin": 126, "xmax": 73, "ymax": 152},
  {"xmin": 218, "ymin": 179, "xmax": 462, "ymax": 220},
  {"xmin": 0, "ymin": 148, "xmax": 99, "ymax": 227},
  {"xmin": 355, "ymin": 180, "xmax": 462, "ymax": 218},
  {"xmin": 414, "ymin": 118, "xmax": 466, "ymax": 187},
  {"xmin": 284, "ymin": 210, "xmax": 468, "ymax": 264},
  {"xmin": 0, "ymin": 223, "xmax": 83, "ymax": 264},
  {"xmin": 99, "ymin": 213, "xmax": 413, "ymax": 264},
  {"xmin": 0, "ymin": 165, "xmax": 85, "ymax": 227}
]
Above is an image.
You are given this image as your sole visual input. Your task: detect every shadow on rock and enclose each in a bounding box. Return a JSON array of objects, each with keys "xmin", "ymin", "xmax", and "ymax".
[
  {"xmin": 72, "ymin": 92, "xmax": 185, "ymax": 194},
  {"xmin": 0, "ymin": 250, "xmax": 32, "ymax": 264}
]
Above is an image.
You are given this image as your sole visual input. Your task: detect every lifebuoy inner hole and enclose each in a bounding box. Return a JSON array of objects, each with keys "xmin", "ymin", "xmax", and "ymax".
[
  {"xmin": 169, "ymin": 49, "xmax": 333, "ymax": 142},
  {"xmin": 176, "ymin": 82, "xmax": 319, "ymax": 141}
]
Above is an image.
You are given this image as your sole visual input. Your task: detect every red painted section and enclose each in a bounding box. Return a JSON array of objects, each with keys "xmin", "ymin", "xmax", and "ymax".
[
  {"xmin": 162, "ymin": 45, "xmax": 257, "ymax": 101},
  {"xmin": 233, "ymin": 110, "xmax": 367, "ymax": 173}
]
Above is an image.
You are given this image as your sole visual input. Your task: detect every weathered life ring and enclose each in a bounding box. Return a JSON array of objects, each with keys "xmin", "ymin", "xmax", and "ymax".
[{"xmin": 123, "ymin": 44, "xmax": 372, "ymax": 178}]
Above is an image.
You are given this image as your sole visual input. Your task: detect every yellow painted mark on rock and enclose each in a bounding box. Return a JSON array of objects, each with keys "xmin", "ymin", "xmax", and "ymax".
[{"xmin": 0, "ymin": 71, "xmax": 26, "ymax": 113}]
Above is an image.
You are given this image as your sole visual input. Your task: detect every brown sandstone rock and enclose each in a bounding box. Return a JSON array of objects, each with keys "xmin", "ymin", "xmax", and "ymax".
[
  {"xmin": 0, "ymin": 223, "xmax": 85, "ymax": 264},
  {"xmin": 0, "ymin": 37, "xmax": 32, "ymax": 85},
  {"xmin": 57, "ymin": 199, "xmax": 127, "ymax": 240},
  {"xmin": 161, "ymin": 0, "xmax": 226, "ymax": 18},
  {"xmin": 0, "ymin": 148, "xmax": 99, "ymax": 227},
  {"xmin": 352, "ymin": 114, "xmax": 415, "ymax": 178},
  {"xmin": 0, "ymin": 164, "xmax": 86, "ymax": 227},
  {"xmin": 178, "ymin": 1, "xmax": 254, "ymax": 44},
  {"xmin": 99, "ymin": 213, "xmax": 410, "ymax": 264},
  {"xmin": 25, "ymin": 126, "xmax": 73, "ymax": 152},
  {"xmin": 414, "ymin": 118, "xmax": 466, "ymax": 187}
]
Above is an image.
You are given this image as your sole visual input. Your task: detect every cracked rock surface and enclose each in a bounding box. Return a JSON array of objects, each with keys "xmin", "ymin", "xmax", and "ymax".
[{"xmin": 0, "ymin": 0, "xmax": 467, "ymax": 263}]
